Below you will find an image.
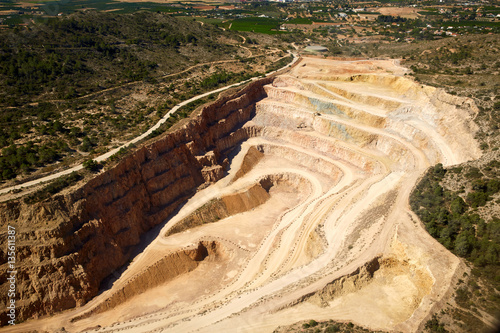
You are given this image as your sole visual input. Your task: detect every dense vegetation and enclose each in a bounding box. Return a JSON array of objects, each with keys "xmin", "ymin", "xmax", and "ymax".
[
  {"xmin": 0, "ymin": 11, "xmax": 261, "ymax": 183},
  {"xmin": 0, "ymin": 140, "xmax": 66, "ymax": 180},
  {"xmin": 411, "ymin": 163, "xmax": 500, "ymax": 283},
  {"xmin": 0, "ymin": 11, "xmax": 237, "ymax": 107},
  {"xmin": 411, "ymin": 162, "xmax": 500, "ymax": 332}
]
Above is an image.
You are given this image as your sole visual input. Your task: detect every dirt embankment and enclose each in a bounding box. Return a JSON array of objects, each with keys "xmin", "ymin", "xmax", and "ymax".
[
  {"xmin": 0, "ymin": 77, "xmax": 273, "ymax": 325},
  {"xmin": 306, "ymin": 255, "xmax": 433, "ymax": 310},
  {"xmin": 165, "ymin": 183, "xmax": 270, "ymax": 236},
  {"xmin": 72, "ymin": 241, "xmax": 226, "ymax": 320}
]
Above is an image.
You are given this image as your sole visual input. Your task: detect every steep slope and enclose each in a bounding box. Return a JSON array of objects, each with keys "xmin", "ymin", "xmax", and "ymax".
[{"xmin": 0, "ymin": 76, "xmax": 273, "ymax": 325}]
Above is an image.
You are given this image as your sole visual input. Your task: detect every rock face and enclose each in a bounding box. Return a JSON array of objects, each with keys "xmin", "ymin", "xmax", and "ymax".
[
  {"xmin": 165, "ymin": 182, "xmax": 271, "ymax": 237},
  {"xmin": 0, "ymin": 77, "xmax": 273, "ymax": 325},
  {"xmin": 72, "ymin": 241, "xmax": 226, "ymax": 320}
]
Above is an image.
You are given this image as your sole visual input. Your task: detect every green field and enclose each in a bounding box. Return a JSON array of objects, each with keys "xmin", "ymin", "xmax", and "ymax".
[
  {"xmin": 0, "ymin": 0, "xmax": 187, "ymax": 20},
  {"xmin": 447, "ymin": 20, "xmax": 500, "ymax": 28},
  {"xmin": 286, "ymin": 17, "xmax": 312, "ymax": 24},
  {"xmin": 229, "ymin": 17, "xmax": 283, "ymax": 34}
]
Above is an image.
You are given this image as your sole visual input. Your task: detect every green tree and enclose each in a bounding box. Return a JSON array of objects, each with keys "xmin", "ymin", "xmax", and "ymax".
[
  {"xmin": 80, "ymin": 136, "xmax": 92, "ymax": 152},
  {"xmin": 450, "ymin": 196, "xmax": 466, "ymax": 215},
  {"xmin": 454, "ymin": 233, "xmax": 473, "ymax": 257},
  {"xmin": 83, "ymin": 159, "xmax": 101, "ymax": 172}
]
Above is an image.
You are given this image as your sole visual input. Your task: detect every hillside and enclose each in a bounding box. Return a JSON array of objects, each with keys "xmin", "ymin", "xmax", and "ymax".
[
  {"xmin": 0, "ymin": 11, "xmax": 287, "ymax": 187},
  {"xmin": 1, "ymin": 11, "xmax": 240, "ymax": 106}
]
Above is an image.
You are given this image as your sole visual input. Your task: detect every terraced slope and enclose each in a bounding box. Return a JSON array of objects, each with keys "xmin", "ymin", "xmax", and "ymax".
[{"xmin": 3, "ymin": 58, "xmax": 481, "ymax": 333}]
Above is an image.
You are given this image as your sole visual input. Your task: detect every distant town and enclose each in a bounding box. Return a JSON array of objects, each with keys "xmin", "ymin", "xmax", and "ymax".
[{"xmin": 1, "ymin": 0, "xmax": 499, "ymax": 43}]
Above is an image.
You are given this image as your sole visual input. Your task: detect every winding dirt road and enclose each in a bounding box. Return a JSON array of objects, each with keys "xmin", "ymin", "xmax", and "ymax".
[{"xmin": 0, "ymin": 53, "xmax": 299, "ymax": 198}]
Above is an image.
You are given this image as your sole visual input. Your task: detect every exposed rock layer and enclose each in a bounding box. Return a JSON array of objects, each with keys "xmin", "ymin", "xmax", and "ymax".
[
  {"xmin": 0, "ymin": 77, "xmax": 273, "ymax": 325},
  {"xmin": 165, "ymin": 183, "xmax": 270, "ymax": 236},
  {"xmin": 72, "ymin": 241, "xmax": 225, "ymax": 320}
]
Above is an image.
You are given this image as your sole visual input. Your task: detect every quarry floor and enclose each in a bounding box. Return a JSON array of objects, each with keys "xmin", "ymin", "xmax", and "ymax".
[{"xmin": 3, "ymin": 57, "xmax": 482, "ymax": 333}]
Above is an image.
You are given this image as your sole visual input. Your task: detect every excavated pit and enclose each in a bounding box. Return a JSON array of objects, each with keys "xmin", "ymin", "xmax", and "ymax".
[{"xmin": 0, "ymin": 58, "xmax": 482, "ymax": 333}]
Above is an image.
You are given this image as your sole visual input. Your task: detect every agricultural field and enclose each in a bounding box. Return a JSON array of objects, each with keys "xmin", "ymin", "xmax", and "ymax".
[{"xmin": 229, "ymin": 17, "xmax": 283, "ymax": 34}]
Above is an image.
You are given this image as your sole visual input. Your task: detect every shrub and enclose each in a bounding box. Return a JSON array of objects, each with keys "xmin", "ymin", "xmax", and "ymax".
[
  {"xmin": 303, "ymin": 319, "xmax": 318, "ymax": 329},
  {"xmin": 325, "ymin": 324, "xmax": 340, "ymax": 332},
  {"xmin": 433, "ymin": 163, "xmax": 446, "ymax": 179},
  {"xmin": 465, "ymin": 167, "xmax": 483, "ymax": 179},
  {"xmin": 450, "ymin": 196, "xmax": 466, "ymax": 214},
  {"xmin": 425, "ymin": 314, "xmax": 447, "ymax": 332},
  {"xmin": 466, "ymin": 191, "xmax": 489, "ymax": 208},
  {"xmin": 308, "ymin": 320, "xmax": 318, "ymax": 327},
  {"xmin": 83, "ymin": 159, "xmax": 101, "ymax": 172}
]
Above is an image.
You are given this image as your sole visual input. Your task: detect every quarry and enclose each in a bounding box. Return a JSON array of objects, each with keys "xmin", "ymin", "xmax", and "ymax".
[{"xmin": 0, "ymin": 57, "xmax": 483, "ymax": 332}]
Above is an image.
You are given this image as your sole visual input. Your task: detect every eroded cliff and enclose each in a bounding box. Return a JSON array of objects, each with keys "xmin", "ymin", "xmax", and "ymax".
[{"xmin": 0, "ymin": 77, "xmax": 273, "ymax": 325}]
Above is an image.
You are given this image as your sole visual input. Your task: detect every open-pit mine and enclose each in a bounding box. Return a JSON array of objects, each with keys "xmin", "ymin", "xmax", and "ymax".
[{"xmin": 0, "ymin": 57, "xmax": 481, "ymax": 332}]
